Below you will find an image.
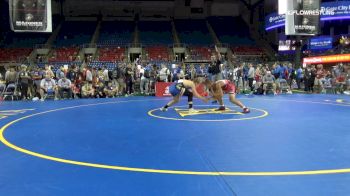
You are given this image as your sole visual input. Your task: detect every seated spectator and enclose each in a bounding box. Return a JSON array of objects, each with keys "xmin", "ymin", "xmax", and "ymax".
[
  {"xmin": 56, "ymin": 66, "xmax": 65, "ymax": 80},
  {"xmin": 94, "ymin": 80, "xmax": 106, "ymax": 98},
  {"xmin": 40, "ymin": 75, "xmax": 58, "ymax": 101},
  {"xmin": 81, "ymin": 82, "xmax": 95, "ymax": 98},
  {"xmin": 5, "ymin": 67, "xmax": 17, "ymax": 86},
  {"xmin": 345, "ymin": 70, "xmax": 350, "ymax": 95},
  {"xmin": 262, "ymin": 71, "xmax": 277, "ymax": 95},
  {"xmin": 104, "ymin": 82, "xmax": 118, "ymax": 97},
  {"xmin": 57, "ymin": 76, "xmax": 72, "ymax": 99},
  {"xmin": 335, "ymin": 72, "xmax": 347, "ymax": 94}
]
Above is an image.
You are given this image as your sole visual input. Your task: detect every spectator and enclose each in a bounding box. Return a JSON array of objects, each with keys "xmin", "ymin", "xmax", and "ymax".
[
  {"xmin": 95, "ymin": 80, "xmax": 106, "ymax": 98},
  {"xmin": 40, "ymin": 74, "xmax": 58, "ymax": 101},
  {"xmin": 18, "ymin": 65, "xmax": 31, "ymax": 100},
  {"xmin": 56, "ymin": 66, "xmax": 65, "ymax": 80},
  {"xmin": 296, "ymin": 67, "xmax": 303, "ymax": 90},
  {"xmin": 125, "ymin": 64, "xmax": 134, "ymax": 95},
  {"xmin": 247, "ymin": 63, "xmax": 255, "ymax": 91},
  {"xmin": 209, "ymin": 45, "xmax": 223, "ymax": 81},
  {"xmin": 5, "ymin": 67, "xmax": 17, "ymax": 86},
  {"xmin": 314, "ymin": 64, "xmax": 326, "ymax": 93},
  {"xmin": 117, "ymin": 64, "xmax": 126, "ymax": 95},
  {"xmin": 140, "ymin": 64, "xmax": 150, "ymax": 95},
  {"xmin": 57, "ymin": 76, "xmax": 72, "ymax": 99},
  {"xmin": 104, "ymin": 81, "xmax": 118, "ymax": 97},
  {"xmin": 85, "ymin": 67, "xmax": 93, "ymax": 83},
  {"xmin": 44, "ymin": 65, "xmax": 54, "ymax": 79},
  {"xmin": 262, "ymin": 71, "xmax": 277, "ymax": 95},
  {"xmin": 31, "ymin": 67, "xmax": 44, "ymax": 98},
  {"xmin": 102, "ymin": 66, "xmax": 110, "ymax": 86},
  {"xmin": 159, "ymin": 64, "xmax": 170, "ymax": 82},
  {"xmin": 81, "ymin": 82, "xmax": 95, "ymax": 98}
]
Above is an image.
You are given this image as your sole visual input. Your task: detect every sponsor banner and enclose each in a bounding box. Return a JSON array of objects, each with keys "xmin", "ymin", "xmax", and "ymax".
[
  {"xmin": 303, "ymin": 54, "xmax": 350, "ymax": 64},
  {"xmin": 9, "ymin": 0, "xmax": 52, "ymax": 32},
  {"xmin": 309, "ymin": 37, "xmax": 333, "ymax": 50},
  {"xmin": 155, "ymin": 82, "xmax": 173, "ymax": 97},
  {"xmin": 265, "ymin": 1, "xmax": 350, "ymax": 31}
]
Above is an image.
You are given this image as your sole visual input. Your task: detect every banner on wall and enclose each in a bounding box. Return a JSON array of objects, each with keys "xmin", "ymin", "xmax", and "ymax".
[
  {"xmin": 309, "ymin": 36, "xmax": 333, "ymax": 50},
  {"xmin": 155, "ymin": 82, "xmax": 173, "ymax": 97},
  {"xmin": 9, "ymin": 0, "xmax": 52, "ymax": 32},
  {"xmin": 303, "ymin": 54, "xmax": 350, "ymax": 64}
]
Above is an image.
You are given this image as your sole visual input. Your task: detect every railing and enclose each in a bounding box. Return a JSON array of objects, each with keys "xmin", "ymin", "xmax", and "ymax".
[
  {"xmin": 35, "ymin": 44, "xmax": 52, "ymax": 49},
  {"xmin": 173, "ymin": 43, "xmax": 187, "ymax": 48},
  {"xmin": 128, "ymin": 43, "xmax": 142, "ymax": 48}
]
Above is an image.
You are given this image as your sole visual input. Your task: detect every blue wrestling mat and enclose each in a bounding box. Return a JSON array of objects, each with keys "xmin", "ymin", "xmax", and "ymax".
[{"xmin": 0, "ymin": 94, "xmax": 350, "ymax": 195}]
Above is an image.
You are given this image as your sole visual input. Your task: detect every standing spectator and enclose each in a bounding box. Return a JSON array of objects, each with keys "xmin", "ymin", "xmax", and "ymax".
[
  {"xmin": 309, "ymin": 65, "xmax": 317, "ymax": 93},
  {"xmin": 208, "ymin": 46, "xmax": 222, "ymax": 81},
  {"xmin": 125, "ymin": 64, "xmax": 134, "ymax": 95},
  {"xmin": 31, "ymin": 67, "xmax": 44, "ymax": 98},
  {"xmin": 117, "ymin": 64, "xmax": 126, "ymax": 95},
  {"xmin": 18, "ymin": 65, "xmax": 31, "ymax": 100},
  {"xmin": 67, "ymin": 65, "xmax": 78, "ymax": 83},
  {"xmin": 140, "ymin": 64, "xmax": 150, "ymax": 95},
  {"xmin": 254, "ymin": 65, "xmax": 262, "ymax": 91},
  {"xmin": 44, "ymin": 65, "xmax": 54, "ymax": 79},
  {"xmin": 296, "ymin": 67, "xmax": 303, "ymax": 90},
  {"xmin": 314, "ymin": 64, "xmax": 326, "ymax": 93},
  {"xmin": 102, "ymin": 65, "xmax": 110, "ymax": 86},
  {"xmin": 57, "ymin": 76, "xmax": 72, "ymax": 99},
  {"xmin": 159, "ymin": 64, "xmax": 170, "ymax": 82},
  {"xmin": 304, "ymin": 66, "xmax": 312, "ymax": 92},
  {"xmin": 85, "ymin": 67, "xmax": 92, "ymax": 83},
  {"xmin": 247, "ymin": 63, "xmax": 255, "ymax": 91}
]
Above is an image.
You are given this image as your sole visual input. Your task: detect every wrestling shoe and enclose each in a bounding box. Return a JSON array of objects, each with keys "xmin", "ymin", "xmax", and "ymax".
[
  {"xmin": 242, "ymin": 107, "xmax": 250, "ymax": 113},
  {"xmin": 188, "ymin": 108, "xmax": 197, "ymax": 113},
  {"xmin": 215, "ymin": 106, "xmax": 226, "ymax": 111},
  {"xmin": 160, "ymin": 107, "xmax": 168, "ymax": 112}
]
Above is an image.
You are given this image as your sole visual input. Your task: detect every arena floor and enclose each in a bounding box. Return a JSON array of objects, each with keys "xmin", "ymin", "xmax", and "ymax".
[{"xmin": 0, "ymin": 94, "xmax": 350, "ymax": 195}]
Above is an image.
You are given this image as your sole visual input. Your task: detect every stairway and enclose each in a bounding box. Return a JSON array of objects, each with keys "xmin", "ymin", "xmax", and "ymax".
[{"xmin": 171, "ymin": 20, "xmax": 181, "ymax": 45}]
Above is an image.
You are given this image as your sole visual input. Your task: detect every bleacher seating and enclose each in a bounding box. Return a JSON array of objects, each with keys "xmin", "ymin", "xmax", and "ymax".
[
  {"xmin": 38, "ymin": 61, "xmax": 82, "ymax": 72},
  {"xmin": 1, "ymin": 32, "xmax": 49, "ymax": 48},
  {"xmin": 98, "ymin": 21, "xmax": 134, "ymax": 46},
  {"xmin": 55, "ymin": 21, "xmax": 97, "ymax": 47},
  {"xmin": 98, "ymin": 47, "xmax": 126, "ymax": 62},
  {"xmin": 208, "ymin": 16, "xmax": 254, "ymax": 45},
  {"xmin": 138, "ymin": 21, "xmax": 173, "ymax": 45},
  {"xmin": 49, "ymin": 47, "xmax": 79, "ymax": 62},
  {"xmin": 231, "ymin": 46, "xmax": 265, "ymax": 55},
  {"xmin": 175, "ymin": 19, "xmax": 212, "ymax": 45},
  {"xmin": 0, "ymin": 48, "xmax": 32, "ymax": 62},
  {"xmin": 189, "ymin": 46, "xmax": 212, "ymax": 60},
  {"xmin": 89, "ymin": 61, "xmax": 117, "ymax": 70},
  {"xmin": 146, "ymin": 46, "xmax": 169, "ymax": 61}
]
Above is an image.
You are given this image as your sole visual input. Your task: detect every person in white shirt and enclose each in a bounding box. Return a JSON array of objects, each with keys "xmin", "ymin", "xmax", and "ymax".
[
  {"xmin": 86, "ymin": 67, "xmax": 93, "ymax": 83},
  {"xmin": 57, "ymin": 76, "xmax": 72, "ymax": 99},
  {"xmin": 40, "ymin": 74, "xmax": 58, "ymax": 101},
  {"xmin": 159, "ymin": 64, "xmax": 170, "ymax": 82},
  {"xmin": 102, "ymin": 66, "xmax": 110, "ymax": 85}
]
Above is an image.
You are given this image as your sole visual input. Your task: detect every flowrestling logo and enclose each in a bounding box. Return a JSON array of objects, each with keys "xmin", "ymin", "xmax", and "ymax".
[{"xmin": 286, "ymin": 8, "xmax": 335, "ymax": 16}]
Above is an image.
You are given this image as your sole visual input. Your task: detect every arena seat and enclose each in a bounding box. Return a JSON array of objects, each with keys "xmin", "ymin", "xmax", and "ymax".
[
  {"xmin": 146, "ymin": 46, "xmax": 169, "ymax": 61},
  {"xmin": 208, "ymin": 16, "xmax": 255, "ymax": 45},
  {"xmin": 98, "ymin": 47, "xmax": 126, "ymax": 62},
  {"xmin": 89, "ymin": 61, "xmax": 117, "ymax": 71},
  {"xmin": 98, "ymin": 21, "xmax": 134, "ymax": 46},
  {"xmin": 175, "ymin": 19, "xmax": 213, "ymax": 45},
  {"xmin": 188, "ymin": 46, "xmax": 212, "ymax": 60},
  {"xmin": 49, "ymin": 47, "xmax": 80, "ymax": 62},
  {"xmin": 138, "ymin": 21, "xmax": 173, "ymax": 45},
  {"xmin": 54, "ymin": 21, "xmax": 97, "ymax": 47},
  {"xmin": 0, "ymin": 48, "xmax": 32, "ymax": 62}
]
